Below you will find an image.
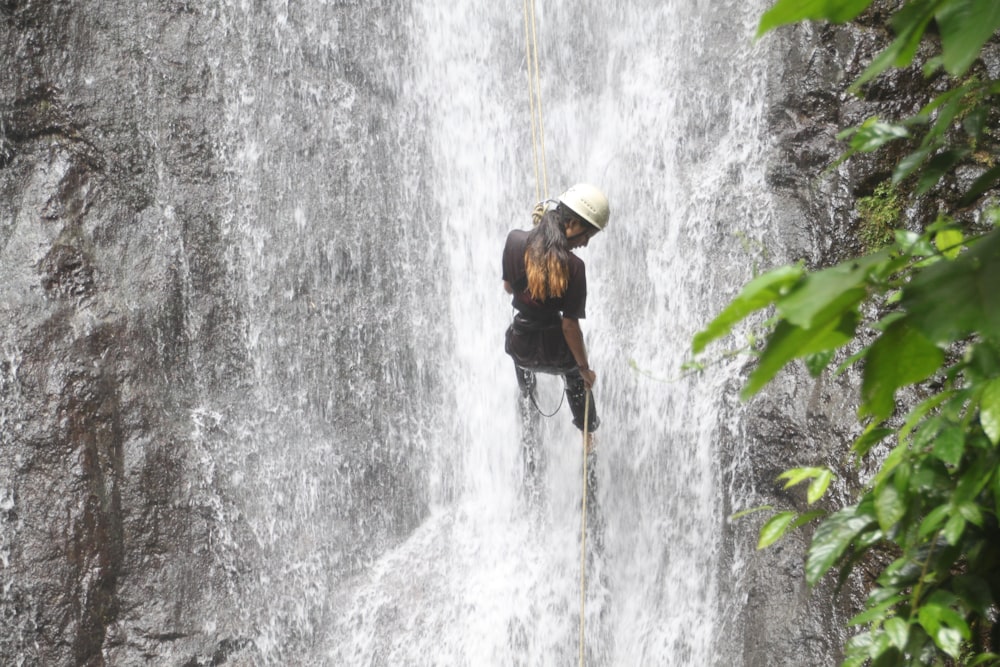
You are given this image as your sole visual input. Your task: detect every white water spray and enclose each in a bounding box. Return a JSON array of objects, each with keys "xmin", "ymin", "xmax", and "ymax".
[{"xmin": 213, "ymin": 1, "xmax": 775, "ymax": 664}]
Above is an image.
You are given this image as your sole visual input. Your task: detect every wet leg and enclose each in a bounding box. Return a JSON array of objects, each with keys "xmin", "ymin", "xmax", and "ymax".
[
  {"xmin": 563, "ymin": 368, "xmax": 599, "ymax": 433},
  {"xmin": 514, "ymin": 365, "xmax": 545, "ymax": 510}
]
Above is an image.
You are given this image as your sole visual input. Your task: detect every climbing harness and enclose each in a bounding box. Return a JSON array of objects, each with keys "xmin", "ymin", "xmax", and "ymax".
[{"xmin": 526, "ymin": 380, "xmax": 565, "ymax": 418}]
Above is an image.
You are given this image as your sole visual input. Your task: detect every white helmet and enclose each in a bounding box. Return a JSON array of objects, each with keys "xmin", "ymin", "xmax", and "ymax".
[{"xmin": 558, "ymin": 183, "xmax": 610, "ymax": 231}]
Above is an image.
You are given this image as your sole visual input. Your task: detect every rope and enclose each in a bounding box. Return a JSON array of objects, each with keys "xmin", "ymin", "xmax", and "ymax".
[
  {"xmin": 522, "ymin": 0, "xmax": 548, "ymax": 200},
  {"xmin": 521, "ymin": 2, "xmax": 587, "ymax": 660},
  {"xmin": 528, "ymin": 383, "xmax": 564, "ymax": 418},
  {"xmin": 579, "ymin": 391, "xmax": 591, "ymax": 666}
]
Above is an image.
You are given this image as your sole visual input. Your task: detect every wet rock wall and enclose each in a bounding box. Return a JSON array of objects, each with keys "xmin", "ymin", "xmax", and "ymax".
[
  {"xmin": 1, "ymin": 0, "xmax": 442, "ymax": 664},
  {"xmin": 1, "ymin": 2, "xmax": 243, "ymax": 664},
  {"xmin": 724, "ymin": 2, "xmax": 999, "ymax": 665}
]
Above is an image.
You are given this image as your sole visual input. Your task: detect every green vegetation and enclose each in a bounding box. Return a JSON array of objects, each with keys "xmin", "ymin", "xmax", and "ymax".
[
  {"xmin": 694, "ymin": 1, "xmax": 1000, "ymax": 665},
  {"xmin": 858, "ymin": 182, "xmax": 902, "ymax": 251}
]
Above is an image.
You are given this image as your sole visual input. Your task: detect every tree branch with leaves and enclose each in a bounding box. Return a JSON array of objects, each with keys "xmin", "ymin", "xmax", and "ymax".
[{"xmin": 695, "ymin": 1, "xmax": 1000, "ymax": 664}]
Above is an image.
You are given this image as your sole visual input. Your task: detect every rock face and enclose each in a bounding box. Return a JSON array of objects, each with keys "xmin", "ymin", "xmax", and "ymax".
[
  {"xmin": 716, "ymin": 14, "xmax": 900, "ymax": 667},
  {"xmin": 1, "ymin": 2, "xmax": 245, "ymax": 664},
  {"xmin": 2, "ymin": 1, "xmax": 440, "ymax": 664}
]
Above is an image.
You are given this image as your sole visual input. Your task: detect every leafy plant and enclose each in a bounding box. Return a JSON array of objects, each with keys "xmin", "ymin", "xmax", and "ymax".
[
  {"xmin": 858, "ymin": 182, "xmax": 902, "ymax": 251},
  {"xmin": 694, "ymin": 1, "xmax": 1000, "ymax": 665}
]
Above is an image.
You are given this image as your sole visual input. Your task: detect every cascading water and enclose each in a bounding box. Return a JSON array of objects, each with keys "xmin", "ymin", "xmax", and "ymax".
[
  {"xmin": 1, "ymin": 0, "xmax": 800, "ymax": 664},
  {"xmin": 201, "ymin": 0, "xmax": 778, "ymax": 664},
  {"xmin": 196, "ymin": 0, "xmax": 782, "ymax": 664}
]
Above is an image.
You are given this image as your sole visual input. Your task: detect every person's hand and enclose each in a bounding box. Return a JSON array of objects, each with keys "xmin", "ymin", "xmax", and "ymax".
[{"xmin": 580, "ymin": 367, "xmax": 596, "ymax": 390}]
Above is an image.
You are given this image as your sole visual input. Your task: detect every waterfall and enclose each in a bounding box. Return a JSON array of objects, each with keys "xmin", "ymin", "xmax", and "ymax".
[
  {"xmin": 202, "ymin": 0, "xmax": 778, "ymax": 664},
  {"xmin": 1, "ymin": 0, "xmax": 785, "ymax": 664},
  {"xmin": 206, "ymin": 0, "xmax": 776, "ymax": 664}
]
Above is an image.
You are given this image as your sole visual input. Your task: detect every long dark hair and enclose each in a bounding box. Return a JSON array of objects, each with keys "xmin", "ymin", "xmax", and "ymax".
[{"xmin": 524, "ymin": 203, "xmax": 575, "ymax": 301}]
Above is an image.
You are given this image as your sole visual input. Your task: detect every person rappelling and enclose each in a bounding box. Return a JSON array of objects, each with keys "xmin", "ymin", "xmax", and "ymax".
[{"xmin": 501, "ymin": 183, "xmax": 610, "ymax": 439}]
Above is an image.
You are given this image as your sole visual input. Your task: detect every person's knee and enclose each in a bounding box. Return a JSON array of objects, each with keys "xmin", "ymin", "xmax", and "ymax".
[
  {"xmin": 516, "ymin": 367, "xmax": 536, "ymax": 396},
  {"xmin": 573, "ymin": 413, "xmax": 600, "ymax": 433}
]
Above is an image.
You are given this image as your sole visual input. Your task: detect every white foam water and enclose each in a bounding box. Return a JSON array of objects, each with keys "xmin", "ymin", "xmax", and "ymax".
[{"xmin": 214, "ymin": 0, "xmax": 775, "ymax": 664}]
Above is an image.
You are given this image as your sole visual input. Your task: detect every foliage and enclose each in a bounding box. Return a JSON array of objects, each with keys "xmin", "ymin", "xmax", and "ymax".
[
  {"xmin": 694, "ymin": 1, "xmax": 1000, "ymax": 665},
  {"xmin": 858, "ymin": 182, "xmax": 902, "ymax": 251}
]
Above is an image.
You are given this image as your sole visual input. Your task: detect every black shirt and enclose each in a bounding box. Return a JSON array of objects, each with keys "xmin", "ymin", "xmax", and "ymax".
[{"xmin": 502, "ymin": 228, "xmax": 587, "ymax": 321}]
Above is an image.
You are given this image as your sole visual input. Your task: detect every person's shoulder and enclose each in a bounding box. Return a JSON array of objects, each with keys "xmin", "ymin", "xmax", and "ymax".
[{"xmin": 505, "ymin": 228, "xmax": 529, "ymax": 249}]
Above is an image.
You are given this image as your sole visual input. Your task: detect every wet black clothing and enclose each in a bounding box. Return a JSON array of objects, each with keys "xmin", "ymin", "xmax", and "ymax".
[
  {"xmin": 502, "ymin": 228, "xmax": 599, "ymax": 433},
  {"xmin": 502, "ymin": 229, "xmax": 587, "ymax": 321}
]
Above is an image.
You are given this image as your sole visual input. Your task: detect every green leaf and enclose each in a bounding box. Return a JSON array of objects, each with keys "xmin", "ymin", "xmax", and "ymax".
[
  {"xmin": 923, "ymin": 55, "xmax": 945, "ymax": 76},
  {"xmin": 805, "ymin": 350, "xmax": 836, "ymax": 376},
  {"xmin": 918, "ymin": 591, "xmax": 971, "ymax": 658},
  {"xmin": 936, "ymin": 0, "xmax": 1000, "ymax": 76},
  {"xmin": 852, "ymin": 44, "xmax": 901, "ymax": 93},
  {"xmin": 923, "ymin": 84, "xmax": 969, "ymax": 147},
  {"xmin": 852, "ymin": 0, "xmax": 939, "ymax": 91},
  {"xmin": 932, "ymin": 426, "xmax": 965, "ymax": 466},
  {"xmin": 957, "ymin": 501, "xmax": 983, "ymax": 526},
  {"xmin": 900, "ymin": 392, "xmax": 953, "ymax": 444},
  {"xmin": 860, "ymin": 320, "xmax": 945, "ymax": 422},
  {"xmin": 776, "ymin": 468, "xmax": 834, "ymax": 503},
  {"xmin": 873, "ymin": 311, "xmax": 906, "ymax": 333},
  {"xmin": 995, "ymin": 472, "xmax": 1000, "ymax": 523},
  {"xmin": 806, "ymin": 506, "xmax": 877, "ymax": 585},
  {"xmin": 692, "ymin": 264, "xmax": 804, "ymax": 354},
  {"xmin": 934, "ymin": 228, "xmax": 964, "ymax": 259},
  {"xmin": 868, "ymin": 635, "xmax": 896, "ymax": 665},
  {"xmin": 903, "ymin": 228, "xmax": 1000, "ymax": 344},
  {"xmin": 955, "ymin": 459, "xmax": 993, "ymax": 502},
  {"xmin": 779, "ymin": 466, "xmax": 826, "ymax": 488},
  {"xmin": 968, "ymin": 341, "xmax": 1000, "ymax": 381},
  {"xmin": 981, "ymin": 378, "xmax": 1000, "ymax": 444},
  {"xmin": 852, "ymin": 426, "xmax": 895, "ymax": 457},
  {"xmin": 935, "ymin": 627, "xmax": 965, "ymax": 660},
  {"xmin": 884, "ymin": 616, "xmax": 910, "ymax": 650},
  {"xmin": 918, "ymin": 504, "xmax": 951, "ymax": 537},
  {"xmin": 873, "ymin": 441, "xmax": 910, "ymax": 488},
  {"xmin": 895, "ymin": 229, "xmax": 936, "ymax": 257},
  {"xmin": 758, "ymin": 510, "xmax": 798, "ymax": 549},
  {"xmin": 910, "ymin": 457, "xmax": 950, "ymax": 494},
  {"xmin": 808, "ymin": 469, "xmax": 834, "ymax": 504},
  {"xmin": 845, "ymin": 118, "xmax": 912, "ymax": 153},
  {"xmin": 848, "ymin": 593, "xmax": 907, "ymax": 625},
  {"xmin": 835, "ymin": 345, "xmax": 870, "ymax": 377},
  {"xmin": 778, "ymin": 252, "xmax": 892, "ymax": 328},
  {"xmin": 757, "ymin": 0, "xmax": 876, "ymax": 37},
  {"xmin": 889, "ymin": 0, "xmax": 946, "ymax": 60},
  {"xmin": 743, "ymin": 311, "xmax": 859, "ymax": 399},
  {"xmin": 844, "ymin": 631, "xmax": 876, "ymax": 667},
  {"xmin": 874, "ymin": 483, "xmax": 906, "ymax": 532},
  {"xmin": 944, "ymin": 513, "xmax": 966, "ymax": 545}
]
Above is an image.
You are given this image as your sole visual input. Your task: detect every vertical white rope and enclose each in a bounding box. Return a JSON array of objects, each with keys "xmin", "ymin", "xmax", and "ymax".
[
  {"xmin": 579, "ymin": 391, "xmax": 591, "ymax": 666},
  {"xmin": 522, "ymin": 0, "xmax": 541, "ymax": 202},
  {"xmin": 528, "ymin": 0, "xmax": 548, "ymax": 198}
]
